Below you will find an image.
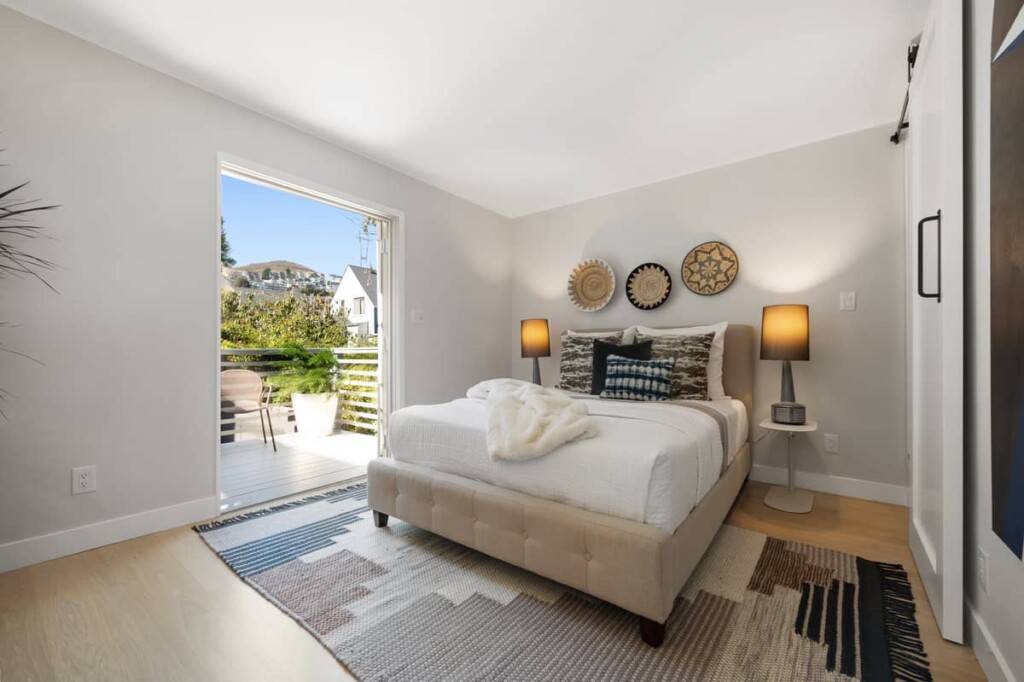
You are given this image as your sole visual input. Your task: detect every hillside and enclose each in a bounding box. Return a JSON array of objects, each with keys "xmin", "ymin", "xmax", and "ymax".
[{"xmin": 234, "ymin": 260, "xmax": 317, "ymax": 274}]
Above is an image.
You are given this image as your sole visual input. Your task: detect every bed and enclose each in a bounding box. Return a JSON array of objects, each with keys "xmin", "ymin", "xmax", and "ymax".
[{"xmin": 367, "ymin": 324, "xmax": 754, "ymax": 647}]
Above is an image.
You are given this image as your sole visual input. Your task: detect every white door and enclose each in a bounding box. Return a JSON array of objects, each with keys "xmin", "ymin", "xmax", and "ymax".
[
  {"xmin": 375, "ymin": 218, "xmax": 390, "ymax": 457},
  {"xmin": 906, "ymin": 0, "xmax": 964, "ymax": 644}
]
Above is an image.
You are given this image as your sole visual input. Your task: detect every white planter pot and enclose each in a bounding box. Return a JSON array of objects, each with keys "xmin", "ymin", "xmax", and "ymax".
[{"xmin": 291, "ymin": 392, "xmax": 338, "ymax": 437}]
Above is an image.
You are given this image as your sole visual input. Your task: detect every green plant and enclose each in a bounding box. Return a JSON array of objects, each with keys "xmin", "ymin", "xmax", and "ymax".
[
  {"xmin": 267, "ymin": 343, "xmax": 338, "ymax": 401},
  {"xmin": 220, "ymin": 289, "xmax": 349, "ymax": 348},
  {"xmin": 1, "ymin": 176, "xmax": 59, "ymax": 417}
]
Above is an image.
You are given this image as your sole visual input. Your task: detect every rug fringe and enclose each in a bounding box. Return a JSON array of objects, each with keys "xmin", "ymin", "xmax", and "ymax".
[
  {"xmin": 877, "ymin": 561, "xmax": 933, "ymax": 682},
  {"xmin": 193, "ymin": 481, "xmax": 367, "ymax": 532}
]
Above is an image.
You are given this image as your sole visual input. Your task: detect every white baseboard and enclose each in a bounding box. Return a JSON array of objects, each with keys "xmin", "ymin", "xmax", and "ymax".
[
  {"xmin": 968, "ymin": 601, "xmax": 1018, "ymax": 682},
  {"xmin": 749, "ymin": 464, "xmax": 908, "ymax": 506},
  {"xmin": 0, "ymin": 496, "xmax": 220, "ymax": 574}
]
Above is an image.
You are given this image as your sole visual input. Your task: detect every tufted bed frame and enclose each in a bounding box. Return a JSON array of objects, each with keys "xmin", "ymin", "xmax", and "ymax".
[{"xmin": 367, "ymin": 324, "xmax": 754, "ymax": 647}]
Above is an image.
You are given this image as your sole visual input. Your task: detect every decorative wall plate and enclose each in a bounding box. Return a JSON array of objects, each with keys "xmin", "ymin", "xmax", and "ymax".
[
  {"xmin": 567, "ymin": 258, "xmax": 615, "ymax": 311},
  {"xmin": 681, "ymin": 241, "xmax": 739, "ymax": 295},
  {"xmin": 626, "ymin": 263, "xmax": 672, "ymax": 310}
]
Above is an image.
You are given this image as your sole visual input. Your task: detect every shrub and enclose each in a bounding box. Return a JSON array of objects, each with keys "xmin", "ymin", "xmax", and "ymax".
[{"xmin": 220, "ymin": 290, "xmax": 349, "ymax": 348}]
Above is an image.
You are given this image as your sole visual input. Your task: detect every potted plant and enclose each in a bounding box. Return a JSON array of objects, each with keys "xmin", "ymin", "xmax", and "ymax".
[{"xmin": 269, "ymin": 344, "xmax": 339, "ymax": 437}]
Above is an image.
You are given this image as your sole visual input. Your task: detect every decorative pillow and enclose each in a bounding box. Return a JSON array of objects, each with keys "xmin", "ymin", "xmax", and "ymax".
[
  {"xmin": 634, "ymin": 331, "xmax": 716, "ymax": 400},
  {"xmin": 629, "ymin": 322, "xmax": 728, "ymax": 399},
  {"xmin": 557, "ymin": 330, "xmax": 624, "ymax": 394},
  {"xmin": 591, "ymin": 339, "xmax": 653, "ymax": 395},
  {"xmin": 599, "ymin": 355, "xmax": 676, "ymax": 401}
]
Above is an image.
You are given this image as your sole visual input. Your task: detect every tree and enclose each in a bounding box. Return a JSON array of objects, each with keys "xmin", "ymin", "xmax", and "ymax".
[
  {"xmin": 262, "ymin": 267, "xmax": 272, "ymax": 280},
  {"xmin": 285, "ymin": 267, "xmax": 293, "ymax": 280},
  {"xmin": 220, "ymin": 217, "xmax": 236, "ymax": 266}
]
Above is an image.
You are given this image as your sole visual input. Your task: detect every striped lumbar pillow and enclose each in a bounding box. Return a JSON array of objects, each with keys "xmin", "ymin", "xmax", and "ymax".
[{"xmin": 599, "ymin": 355, "xmax": 676, "ymax": 401}]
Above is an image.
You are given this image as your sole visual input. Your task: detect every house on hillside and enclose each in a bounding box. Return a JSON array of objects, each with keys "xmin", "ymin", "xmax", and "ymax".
[{"xmin": 331, "ymin": 265, "xmax": 378, "ymax": 336}]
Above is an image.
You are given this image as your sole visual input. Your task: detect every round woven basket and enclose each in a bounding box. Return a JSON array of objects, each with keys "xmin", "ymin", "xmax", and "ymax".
[
  {"xmin": 626, "ymin": 263, "xmax": 672, "ymax": 310},
  {"xmin": 567, "ymin": 259, "xmax": 615, "ymax": 311},
  {"xmin": 681, "ymin": 241, "xmax": 739, "ymax": 295}
]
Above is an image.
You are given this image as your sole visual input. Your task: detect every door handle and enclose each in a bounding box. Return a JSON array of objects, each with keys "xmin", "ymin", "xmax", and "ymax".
[{"xmin": 917, "ymin": 210, "xmax": 941, "ymax": 302}]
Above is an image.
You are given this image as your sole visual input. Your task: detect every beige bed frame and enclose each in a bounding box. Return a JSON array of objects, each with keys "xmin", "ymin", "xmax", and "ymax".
[{"xmin": 367, "ymin": 324, "xmax": 754, "ymax": 647}]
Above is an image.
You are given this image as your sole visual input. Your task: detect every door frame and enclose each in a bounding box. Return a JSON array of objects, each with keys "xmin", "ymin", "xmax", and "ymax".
[
  {"xmin": 213, "ymin": 153, "xmax": 406, "ymax": 503},
  {"xmin": 904, "ymin": 0, "xmax": 964, "ymax": 644}
]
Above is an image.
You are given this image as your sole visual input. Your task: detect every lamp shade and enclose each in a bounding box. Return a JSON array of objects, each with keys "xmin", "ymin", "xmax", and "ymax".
[
  {"xmin": 521, "ymin": 319, "xmax": 551, "ymax": 358},
  {"xmin": 760, "ymin": 305, "xmax": 809, "ymax": 361}
]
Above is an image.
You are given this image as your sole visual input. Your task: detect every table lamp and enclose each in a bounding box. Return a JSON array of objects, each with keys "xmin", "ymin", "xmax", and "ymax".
[
  {"xmin": 521, "ymin": 319, "xmax": 550, "ymax": 385},
  {"xmin": 761, "ymin": 305, "xmax": 810, "ymax": 424}
]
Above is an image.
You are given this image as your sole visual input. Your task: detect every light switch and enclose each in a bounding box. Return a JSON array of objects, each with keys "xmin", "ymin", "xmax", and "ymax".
[
  {"xmin": 839, "ymin": 291, "xmax": 857, "ymax": 311},
  {"xmin": 410, "ymin": 308, "xmax": 425, "ymax": 325}
]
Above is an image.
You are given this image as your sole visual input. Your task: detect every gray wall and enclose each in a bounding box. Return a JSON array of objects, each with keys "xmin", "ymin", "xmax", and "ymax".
[
  {"xmin": 510, "ymin": 126, "xmax": 908, "ymax": 488},
  {"xmin": 0, "ymin": 7, "xmax": 514, "ymax": 546},
  {"xmin": 965, "ymin": 1, "xmax": 1024, "ymax": 679}
]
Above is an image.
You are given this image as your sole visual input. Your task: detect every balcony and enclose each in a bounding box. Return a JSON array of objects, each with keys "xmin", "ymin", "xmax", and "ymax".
[{"xmin": 219, "ymin": 346, "xmax": 378, "ymax": 511}]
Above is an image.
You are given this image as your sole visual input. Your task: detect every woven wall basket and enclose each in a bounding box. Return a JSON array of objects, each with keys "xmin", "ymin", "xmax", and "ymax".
[
  {"xmin": 567, "ymin": 259, "xmax": 615, "ymax": 311},
  {"xmin": 626, "ymin": 262, "xmax": 672, "ymax": 310},
  {"xmin": 681, "ymin": 241, "xmax": 739, "ymax": 295}
]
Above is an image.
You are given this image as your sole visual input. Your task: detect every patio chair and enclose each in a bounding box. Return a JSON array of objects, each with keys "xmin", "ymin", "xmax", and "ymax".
[{"xmin": 220, "ymin": 369, "xmax": 277, "ymax": 452}]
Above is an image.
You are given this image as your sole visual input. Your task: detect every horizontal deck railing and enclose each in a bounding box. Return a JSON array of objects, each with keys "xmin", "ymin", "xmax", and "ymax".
[{"xmin": 220, "ymin": 346, "xmax": 379, "ymax": 441}]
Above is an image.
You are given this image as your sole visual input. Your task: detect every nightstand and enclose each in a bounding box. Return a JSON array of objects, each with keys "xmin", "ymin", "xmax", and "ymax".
[{"xmin": 759, "ymin": 418, "xmax": 819, "ymax": 513}]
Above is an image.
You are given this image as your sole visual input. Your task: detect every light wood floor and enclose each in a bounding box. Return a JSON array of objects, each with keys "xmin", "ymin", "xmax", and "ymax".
[{"xmin": 0, "ymin": 481, "xmax": 984, "ymax": 681}]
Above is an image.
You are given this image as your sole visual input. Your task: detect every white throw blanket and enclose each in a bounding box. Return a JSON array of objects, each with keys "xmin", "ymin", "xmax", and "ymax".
[{"xmin": 467, "ymin": 379, "xmax": 596, "ymax": 461}]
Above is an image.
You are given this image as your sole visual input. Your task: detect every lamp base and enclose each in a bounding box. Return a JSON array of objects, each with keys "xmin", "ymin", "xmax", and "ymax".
[{"xmin": 771, "ymin": 402, "xmax": 806, "ymax": 425}]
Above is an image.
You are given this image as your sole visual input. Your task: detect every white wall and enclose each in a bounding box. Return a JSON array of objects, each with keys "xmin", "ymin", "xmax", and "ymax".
[
  {"xmin": 511, "ymin": 126, "xmax": 908, "ymax": 493},
  {"xmin": 0, "ymin": 7, "xmax": 514, "ymax": 558},
  {"xmin": 964, "ymin": 1, "xmax": 1024, "ymax": 679}
]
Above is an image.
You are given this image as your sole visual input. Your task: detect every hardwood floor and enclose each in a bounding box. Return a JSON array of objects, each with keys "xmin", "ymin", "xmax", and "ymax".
[{"xmin": 0, "ymin": 481, "xmax": 984, "ymax": 681}]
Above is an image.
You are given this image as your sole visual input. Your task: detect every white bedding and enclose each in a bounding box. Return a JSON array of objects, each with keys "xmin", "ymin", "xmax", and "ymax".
[{"xmin": 388, "ymin": 395, "xmax": 748, "ymax": 532}]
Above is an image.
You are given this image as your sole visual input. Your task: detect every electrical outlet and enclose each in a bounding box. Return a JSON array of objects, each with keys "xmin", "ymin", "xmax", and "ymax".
[
  {"xmin": 824, "ymin": 433, "xmax": 840, "ymax": 454},
  {"xmin": 839, "ymin": 291, "xmax": 857, "ymax": 311},
  {"xmin": 977, "ymin": 547, "xmax": 989, "ymax": 593},
  {"xmin": 72, "ymin": 465, "xmax": 97, "ymax": 495}
]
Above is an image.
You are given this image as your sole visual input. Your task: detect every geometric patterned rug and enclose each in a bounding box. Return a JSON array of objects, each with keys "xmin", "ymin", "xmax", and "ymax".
[{"xmin": 195, "ymin": 483, "xmax": 932, "ymax": 681}]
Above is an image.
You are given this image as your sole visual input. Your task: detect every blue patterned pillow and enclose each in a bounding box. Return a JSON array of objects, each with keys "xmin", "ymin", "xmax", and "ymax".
[{"xmin": 599, "ymin": 355, "xmax": 676, "ymax": 401}]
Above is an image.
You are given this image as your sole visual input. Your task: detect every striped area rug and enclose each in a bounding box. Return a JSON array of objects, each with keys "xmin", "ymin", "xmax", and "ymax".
[{"xmin": 195, "ymin": 484, "xmax": 931, "ymax": 681}]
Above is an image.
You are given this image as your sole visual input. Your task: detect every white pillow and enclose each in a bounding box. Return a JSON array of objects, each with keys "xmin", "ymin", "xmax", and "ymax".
[
  {"xmin": 565, "ymin": 328, "xmax": 636, "ymax": 344},
  {"xmin": 629, "ymin": 322, "xmax": 728, "ymax": 399}
]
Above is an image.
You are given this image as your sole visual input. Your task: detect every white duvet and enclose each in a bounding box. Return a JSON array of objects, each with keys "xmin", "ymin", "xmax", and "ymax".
[{"xmin": 388, "ymin": 386, "xmax": 748, "ymax": 532}]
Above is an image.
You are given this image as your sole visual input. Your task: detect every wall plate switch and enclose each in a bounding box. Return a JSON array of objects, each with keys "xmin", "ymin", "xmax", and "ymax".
[
  {"xmin": 839, "ymin": 291, "xmax": 857, "ymax": 311},
  {"xmin": 977, "ymin": 547, "xmax": 989, "ymax": 593},
  {"xmin": 410, "ymin": 308, "xmax": 425, "ymax": 325},
  {"xmin": 824, "ymin": 433, "xmax": 840, "ymax": 454},
  {"xmin": 72, "ymin": 465, "xmax": 97, "ymax": 495}
]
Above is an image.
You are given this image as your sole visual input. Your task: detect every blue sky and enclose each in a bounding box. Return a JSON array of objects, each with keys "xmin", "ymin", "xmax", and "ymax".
[{"xmin": 220, "ymin": 174, "xmax": 375, "ymax": 276}]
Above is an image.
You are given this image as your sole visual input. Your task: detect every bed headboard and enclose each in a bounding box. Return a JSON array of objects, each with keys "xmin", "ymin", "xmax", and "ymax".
[
  {"xmin": 570, "ymin": 324, "xmax": 755, "ymax": 418},
  {"xmin": 721, "ymin": 324, "xmax": 754, "ymax": 419}
]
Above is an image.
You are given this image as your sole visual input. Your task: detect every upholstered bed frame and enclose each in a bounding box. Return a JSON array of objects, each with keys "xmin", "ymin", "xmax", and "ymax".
[{"xmin": 367, "ymin": 324, "xmax": 754, "ymax": 647}]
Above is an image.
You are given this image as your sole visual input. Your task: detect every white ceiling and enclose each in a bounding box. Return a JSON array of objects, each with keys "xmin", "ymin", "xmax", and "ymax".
[{"xmin": 4, "ymin": 0, "xmax": 928, "ymax": 217}]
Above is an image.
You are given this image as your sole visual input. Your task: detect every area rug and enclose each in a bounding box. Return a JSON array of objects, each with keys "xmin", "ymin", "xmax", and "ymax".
[{"xmin": 195, "ymin": 484, "xmax": 932, "ymax": 681}]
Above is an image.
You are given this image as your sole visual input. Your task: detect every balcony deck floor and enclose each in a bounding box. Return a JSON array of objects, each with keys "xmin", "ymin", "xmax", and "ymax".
[{"xmin": 219, "ymin": 430, "xmax": 376, "ymax": 512}]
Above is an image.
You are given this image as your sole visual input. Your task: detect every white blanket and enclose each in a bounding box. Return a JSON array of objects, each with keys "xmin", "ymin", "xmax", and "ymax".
[{"xmin": 468, "ymin": 379, "xmax": 596, "ymax": 461}]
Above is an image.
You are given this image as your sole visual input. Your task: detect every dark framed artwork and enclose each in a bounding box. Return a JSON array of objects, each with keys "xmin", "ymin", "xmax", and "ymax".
[{"xmin": 991, "ymin": 0, "xmax": 1024, "ymax": 558}]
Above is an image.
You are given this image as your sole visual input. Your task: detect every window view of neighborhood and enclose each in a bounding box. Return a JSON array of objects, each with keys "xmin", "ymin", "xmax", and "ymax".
[{"xmin": 218, "ymin": 172, "xmax": 381, "ymax": 511}]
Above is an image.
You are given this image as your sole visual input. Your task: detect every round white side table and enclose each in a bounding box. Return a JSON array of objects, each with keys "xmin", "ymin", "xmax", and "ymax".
[{"xmin": 759, "ymin": 418, "xmax": 819, "ymax": 513}]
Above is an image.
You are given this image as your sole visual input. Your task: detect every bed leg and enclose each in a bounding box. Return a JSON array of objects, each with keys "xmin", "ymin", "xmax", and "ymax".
[
  {"xmin": 640, "ymin": 618, "xmax": 665, "ymax": 647},
  {"xmin": 372, "ymin": 511, "xmax": 389, "ymax": 528}
]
